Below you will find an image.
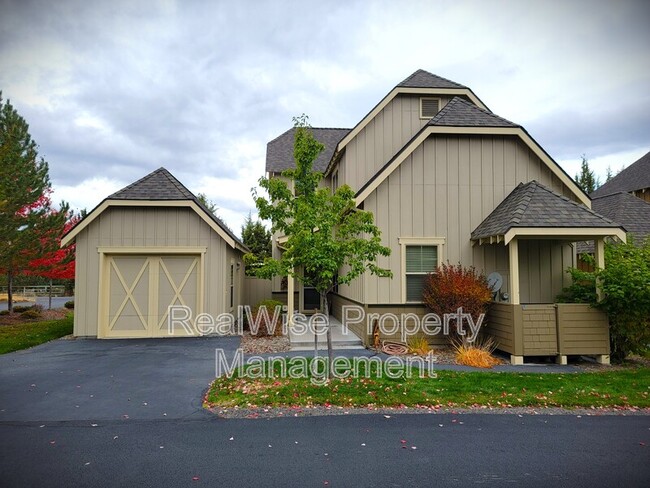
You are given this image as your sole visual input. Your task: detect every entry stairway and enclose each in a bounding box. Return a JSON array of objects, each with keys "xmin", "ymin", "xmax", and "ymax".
[{"xmin": 288, "ymin": 315, "xmax": 365, "ymax": 351}]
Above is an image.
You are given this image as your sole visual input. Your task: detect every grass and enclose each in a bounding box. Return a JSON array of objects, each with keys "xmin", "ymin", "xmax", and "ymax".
[
  {"xmin": 0, "ymin": 313, "xmax": 73, "ymax": 354},
  {"xmin": 205, "ymin": 358, "xmax": 650, "ymax": 410}
]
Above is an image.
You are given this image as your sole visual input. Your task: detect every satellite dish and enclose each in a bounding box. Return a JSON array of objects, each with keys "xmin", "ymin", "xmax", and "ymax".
[{"xmin": 487, "ymin": 272, "xmax": 503, "ymax": 292}]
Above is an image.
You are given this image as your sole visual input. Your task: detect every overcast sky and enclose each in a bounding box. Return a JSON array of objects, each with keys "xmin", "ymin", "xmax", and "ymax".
[{"xmin": 1, "ymin": 0, "xmax": 649, "ymax": 235}]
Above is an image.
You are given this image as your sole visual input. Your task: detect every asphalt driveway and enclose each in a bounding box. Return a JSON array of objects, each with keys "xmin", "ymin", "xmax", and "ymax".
[{"xmin": 0, "ymin": 336, "xmax": 240, "ymax": 422}]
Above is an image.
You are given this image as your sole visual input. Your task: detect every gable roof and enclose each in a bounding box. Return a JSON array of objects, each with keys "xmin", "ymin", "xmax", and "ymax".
[
  {"xmin": 590, "ymin": 150, "xmax": 650, "ymax": 197},
  {"xmin": 354, "ymin": 99, "xmax": 588, "ymax": 205},
  {"xmin": 108, "ymin": 167, "xmax": 195, "ymax": 200},
  {"xmin": 397, "ymin": 69, "xmax": 468, "ymax": 89},
  {"xmin": 471, "ymin": 181, "xmax": 622, "ymax": 242},
  {"xmin": 329, "ymin": 70, "xmax": 489, "ymax": 168},
  {"xmin": 428, "ymin": 96, "xmax": 518, "ymax": 128},
  {"xmin": 591, "ymin": 192, "xmax": 650, "ymax": 242},
  {"xmin": 266, "ymin": 127, "xmax": 350, "ymax": 173},
  {"xmin": 62, "ymin": 167, "xmax": 246, "ymax": 250}
]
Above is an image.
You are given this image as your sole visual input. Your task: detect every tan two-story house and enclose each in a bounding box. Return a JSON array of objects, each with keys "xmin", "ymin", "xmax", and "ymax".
[{"xmin": 266, "ymin": 70, "xmax": 625, "ymax": 364}]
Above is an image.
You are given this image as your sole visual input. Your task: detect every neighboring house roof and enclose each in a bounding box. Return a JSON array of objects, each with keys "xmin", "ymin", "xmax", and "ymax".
[
  {"xmin": 62, "ymin": 167, "xmax": 247, "ymax": 251},
  {"xmin": 397, "ymin": 69, "xmax": 468, "ymax": 89},
  {"xmin": 471, "ymin": 181, "xmax": 622, "ymax": 242},
  {"xmin": 590, "ymin": 150, "xmax": 650, "ymax": 197},
  {"xmin": 577, "ymin": 191, "xmax": 650, "ymax": 253},
  {"xmin": 265, "ymin": 127, "xmax": 350, "ymax": 173},
  {"xmin": 427, "ymin": 96, "xmax": 518, "ymax": 128}
]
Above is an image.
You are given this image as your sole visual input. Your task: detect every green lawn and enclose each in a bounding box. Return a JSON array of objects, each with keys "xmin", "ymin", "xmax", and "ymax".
[
  {"xmin": 0, "ymin": 314, "xmax": 74, "ymax": 354},
  {"xmin": 206, "ymin": 358, "xmax": 650, "ymax": 410}
]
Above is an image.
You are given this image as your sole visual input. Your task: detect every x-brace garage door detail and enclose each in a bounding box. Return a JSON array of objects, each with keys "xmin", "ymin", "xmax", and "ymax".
[{"xmin": 105, "ymin": 255, "xmax": 200, "ymax": 338}]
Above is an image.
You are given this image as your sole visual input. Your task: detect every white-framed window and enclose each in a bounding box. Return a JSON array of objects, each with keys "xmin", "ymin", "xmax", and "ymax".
[
  {"xmin": 399, "ymin": 237, "xmax": 445, "ymax": 302},
  {"xmin": 332, "ymin": 169, "xmax": 339, "ymax": 192},
  {"xmin": 229, "ymin": 261, "xmax": 235, "ymax": 309},
  {"xmin": 420, "ymin": 97, "xmax": 441, "ymax": 119}
]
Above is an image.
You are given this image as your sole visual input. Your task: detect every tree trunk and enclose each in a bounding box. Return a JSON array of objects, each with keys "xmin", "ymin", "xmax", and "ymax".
[
  {"xmin": 323, "ymin": 292, "xmax": 333, "ymax": 379},
  {"xmin": 48, "ymin": 278, "xmax": 53, "ymax": 310},
  {"xmin": 7, "ymin": 268, "xmax": 13, "ymax": 314}
]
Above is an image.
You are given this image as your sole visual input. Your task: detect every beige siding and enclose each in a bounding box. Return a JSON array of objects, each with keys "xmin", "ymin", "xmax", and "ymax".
[
  {"xmin": 341, "ymin": 94, "xmax": 457, "ymax": 192},
  {"xmin": 74, "ymin": 206, "xmax": 241, "ymax": 337},
  {"xmin": 518, "ymin": 240, "xmax": 573, "ymax": 303},
  {"xmin": 521, "ymin": 304, "xmax": 558, "ymax": 355},
  {"xmin": 557, "ymin": 303, "xmax": 610, "ymax": 355},
  {"xmin": 243, "ymin": 277, "xmax": 273, "ymax": 307},
  {"xmin": 360, "ymin": 134, "xmax": 577, "ymax": 304}
]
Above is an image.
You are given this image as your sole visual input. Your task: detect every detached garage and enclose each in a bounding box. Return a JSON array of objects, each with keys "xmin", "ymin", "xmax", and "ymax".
[{"xmin": 62, "ymin": 168, "xmax": 248, "ymax": 338}]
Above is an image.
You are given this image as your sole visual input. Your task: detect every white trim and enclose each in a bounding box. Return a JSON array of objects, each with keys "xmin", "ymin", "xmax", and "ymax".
[
  {"xmin": 335, "ymin": 87, "xmax": 488, "ymax": 154},
  {"xmin": 503, "ymin": 227, "xmax": 627, "ymax": 244},
  {"xmin": 354, "ymin": 126, "xmax": 590, "ymax": 207},
  {"xmin": 398, "ymin": 237, "xmax": 446, "ymax": 303},
  {"xmin": 97, "ymin": 246, "xmax": 207, "ymax": 254},
  {"xmin": 62, "ymin": 200, "xmax": 238, "ymax": 249}
]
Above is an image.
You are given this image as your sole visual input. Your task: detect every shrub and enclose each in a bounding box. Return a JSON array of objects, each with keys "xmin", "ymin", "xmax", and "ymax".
[
  {"xmin": 13, "ymin": 305, "xmax": 31, "ymax": 313},
  {"xmin": 20, "ymin": 309, "xmax": 41, "ymax": 320},
  {"xmin": 452, "ymin": 336, "xmax": 500, "ymax": 368},
  {"xmin": 557, "ymin": 240, "xmax": 650, "ymax": 362},
  {"xmin": 249, "ymin": 299, "xmax": 284, "ymax": 337},
  {"xmin": 0, "ymin": 310, "xmax": 9, "ymax": 316},
  {"xmin": 64, "ymin": 300, "xmax": 74, "ymax": 309},
  {"xmin": 407, "ymin": 336, "xmax": 430, "ymax": 356},
  {"xmin": 423, "ymin": 263, "xmax": 492, "ymax": 342}
]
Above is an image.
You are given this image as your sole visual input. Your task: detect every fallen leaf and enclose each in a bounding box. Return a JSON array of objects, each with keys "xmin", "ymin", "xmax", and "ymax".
[
  {"xmin": 229, "ymin": 437, "xmax": 234, "ymax": 441},
  {"xmin": 91, "ymin": 424, "xmax": 98, "ymax": 427},
  {"xmin": 400, "ymin": 440, "xmax": 407, "ymax": 444},
  {"xmin": 411, "ymin": 446, "xmax": 417, "ymax": 450},
  {"xmin": 361, "ymin": 443, "xmax": 366, "ymax": 447},
  {"xmin": 84, "ymin": 462, "xmax": 91, "ymax": 466},
  {"xmin": 113, "ymin": 436, "xmax": 118, "ymax": 440},
  {"xmin": 192, "ymin": 476, "xmax": 199, "ymax": 481},
  {"xmin": 383, "ymin": 415, "xmax": 391, "ymax": 419}
]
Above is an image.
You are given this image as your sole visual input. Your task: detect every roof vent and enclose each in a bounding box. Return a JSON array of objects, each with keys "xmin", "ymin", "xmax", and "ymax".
[{"xmin": 420, "ymin": 97, "xmax": 440, "ymax": 118}]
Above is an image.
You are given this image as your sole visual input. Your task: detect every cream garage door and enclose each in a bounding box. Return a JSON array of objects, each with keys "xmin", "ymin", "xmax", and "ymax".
[{"xmin": 105, "ymin": 255, "xmax": 200, "ymax": 338}]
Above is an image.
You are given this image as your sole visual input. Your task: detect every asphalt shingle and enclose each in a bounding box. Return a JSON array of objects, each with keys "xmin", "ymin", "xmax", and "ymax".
[
  {"xmin": 397, "ymin": 69, "xmax": 467, "ymax": 89},
  {"xmin": 265, "ymin": 127, "xmax": 350, "ymax": 173},
  {"xmin": 590, "ymin": 150, "xmax": 650, "ymax": 197},
  {"xmin": 471, "ymin": 181, "xmax": 621, "ymax": 241},
  {"xmin": 429, "ymin": 97, "xmax": 518, "ymax": 128}
]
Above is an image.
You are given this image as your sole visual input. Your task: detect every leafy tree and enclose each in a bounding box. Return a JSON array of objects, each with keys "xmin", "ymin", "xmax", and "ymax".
[
  {"xmin": 252, "ymin": 115, "xmax": 392, "ymax": 375},
  {"xmin": 241, "ymin": 212, "xmax": 271, "ymax": 275},
  {"xmin": 0, "ymin": 93, "xmax": 69, "ymax": 312},
  {"xmin": 557, "ymin": 238, "xmax": 650, "ymax": 361},
  {"xmin": 575, "ymin": 155, "xmax": 599, "ymax": 193},
  {"xmin": 197, "ymin": 193, "xmax": 219, "ymax": 215},
  {"xmin": 605, "ymin": 166, "xmax": 613, "ymax": 183}
]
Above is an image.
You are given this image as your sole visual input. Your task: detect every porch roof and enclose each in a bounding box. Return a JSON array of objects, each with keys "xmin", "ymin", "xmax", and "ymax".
[{"xmin": 471, "ymin": 181, "xmax": 626, "ymax": 245}]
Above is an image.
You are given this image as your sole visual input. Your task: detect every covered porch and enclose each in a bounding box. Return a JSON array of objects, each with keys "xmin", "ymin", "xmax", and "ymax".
[{"xmin": 472, "ymin": 181, "xmax": 626, "ymax": 364}]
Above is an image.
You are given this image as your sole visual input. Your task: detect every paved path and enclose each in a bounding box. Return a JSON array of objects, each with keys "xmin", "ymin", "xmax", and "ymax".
[{"xmin": 0, "ymin": 338, "xmax": 648, "ymax": 487}]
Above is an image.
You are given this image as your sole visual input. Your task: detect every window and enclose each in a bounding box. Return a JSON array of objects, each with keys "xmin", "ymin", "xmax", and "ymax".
[
  {"xmin": 229, "ymin": 263, "xmax": 234, "ymax": 309},
  {"xmin": 332, "ymin": 170, "xmax": 339, "ymax": 192},
  {"xmin": 420, "ymin": 97, "xmax": 440, "ymax": 119},
  {"xmin": 399, "ymin": 237, "xmax": 445, "ymax": 302}
]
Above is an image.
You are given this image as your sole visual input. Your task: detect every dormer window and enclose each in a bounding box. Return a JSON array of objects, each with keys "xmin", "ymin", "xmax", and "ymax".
[{"xmin": 420, "ymin": 97, "xmax": 440, "ymax": 119}]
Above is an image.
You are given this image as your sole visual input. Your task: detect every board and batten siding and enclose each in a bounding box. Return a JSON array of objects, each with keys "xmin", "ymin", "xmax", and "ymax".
[
  {"xmin": 339, "ymin": 94, "xmax": 458, "ymax": 192},
  {"xmin": 359, "ymin": 134, "xmax": 577, "ymax": 305},
  {"xmin": 74, "ymin": 206, "xmax": 239, "ymax": 337}
]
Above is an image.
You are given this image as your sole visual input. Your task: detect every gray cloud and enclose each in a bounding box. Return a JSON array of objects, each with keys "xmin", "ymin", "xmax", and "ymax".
[{"xmin": 1, "ymin": 0, "xmax": 649, "ymax": 233}]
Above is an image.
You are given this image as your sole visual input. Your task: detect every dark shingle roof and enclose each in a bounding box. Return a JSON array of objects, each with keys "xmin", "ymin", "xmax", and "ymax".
[
  {"xmin": 590, "ymin": 150, "xmax": 650, "ymax": 197},
  {"xmin": 108, "ymin": 167, "xmax": 245, "ymax": 248},
  {"xmin": 472, "ymin": 181, "xmax": 621, "ymax": 240},
  {"xmin": 397, "ymin": 69, "xmax": 467, "ymax": 89},
  {"xmin": 265, "ymin": 127, "xmax": 350, "ymax": 173},
  {"xmin": 428, "ymin": 97, "xmax": 518, "ymax": 128},
  {"xmin": 109, "ymin": 167, "xmax": 195, "ymax": 200}
]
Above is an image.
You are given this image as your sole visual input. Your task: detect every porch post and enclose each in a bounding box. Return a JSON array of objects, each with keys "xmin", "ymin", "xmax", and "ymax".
[
  {"xmin": 286, "ymin": 269, "xmax": 294, "ymax": 326},
  {"xmin": 594, "ymin": 238, "xmax": 605, "ymax": 301},
  {"xmin": 509, "ymin": 238, "xmax": 520, "ymax": 305}
]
